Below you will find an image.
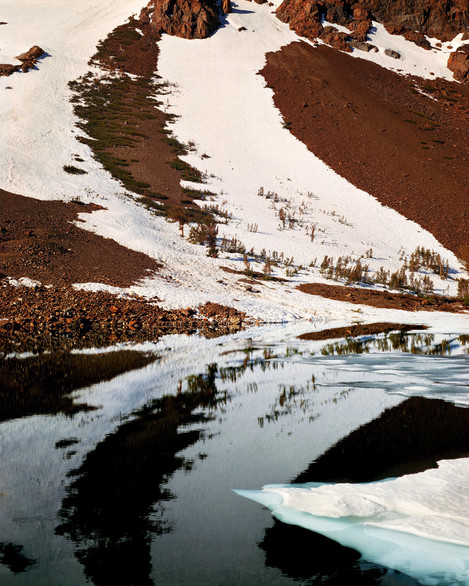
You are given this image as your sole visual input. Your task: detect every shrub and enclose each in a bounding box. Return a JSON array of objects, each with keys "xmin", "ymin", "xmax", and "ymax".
[{"xmin": 63, "ymin": 165, "xmax": 87, "ymax": 175}]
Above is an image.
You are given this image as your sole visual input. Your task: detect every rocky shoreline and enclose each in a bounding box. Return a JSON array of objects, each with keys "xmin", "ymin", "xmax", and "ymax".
[{"xmin": 0, "ymin": 281, "xmax": 249, "ymax": 356}]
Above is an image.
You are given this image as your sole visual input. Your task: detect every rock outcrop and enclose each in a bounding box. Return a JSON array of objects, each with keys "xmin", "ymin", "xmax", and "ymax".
[
  {"xmin": 16, "ymin": 45, "xmax": 45, "ymax": 62},
  {"xmin": 141, "ymin": 0, "xmax": 229, "ymax": 39},
  {"xmin": 276, "ymin": 0, "xmax": 469, "ymax": 78},
  {"xmin": 0, "ymin": 45, "xmax": 45, "ymax": 77},
  {"xmin": 320, "ymin": 26, "xmax": 353, "ymax": 51},
  {"xmin": 448, "ymin": 44, "xmax": 469, "ymax": 80},
  {"xmin": 360, "ymin": 0, "xmax": 469, "ymax": 42}
]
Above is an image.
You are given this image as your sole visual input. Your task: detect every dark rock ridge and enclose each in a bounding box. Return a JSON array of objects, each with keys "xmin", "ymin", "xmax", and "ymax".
[{"xmin": 140, "ymin": 0, "xmax": 231, "ymax": 39}]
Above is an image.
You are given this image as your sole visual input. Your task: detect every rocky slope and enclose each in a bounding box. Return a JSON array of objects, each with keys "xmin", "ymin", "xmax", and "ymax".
[{"xmin": 276, "ymin": 0, "xmax": 469, "ymax": 79}]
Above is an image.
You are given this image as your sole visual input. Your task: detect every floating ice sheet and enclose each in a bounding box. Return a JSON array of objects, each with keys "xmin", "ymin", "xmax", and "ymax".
[{"xmin": 236, "ymin": 457, "xmax": 469, "ymax": 585}]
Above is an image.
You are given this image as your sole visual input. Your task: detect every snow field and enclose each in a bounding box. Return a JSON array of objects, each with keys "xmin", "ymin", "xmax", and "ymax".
[
  {"xmin": 156, "ymin": 0, "xmax": 467, "ymax": 301},
  {"xmin": 0, "ymin": 0, "xmax": 468, "ymax": 323}
]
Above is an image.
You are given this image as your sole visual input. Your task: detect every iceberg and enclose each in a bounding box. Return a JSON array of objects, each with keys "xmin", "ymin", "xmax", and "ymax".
[{"xmin": 235, "ymin": 458, "xmax": 469, "ymax": 585}]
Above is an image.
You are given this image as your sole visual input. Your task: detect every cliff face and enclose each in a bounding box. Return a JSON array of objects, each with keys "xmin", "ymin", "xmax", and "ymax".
[
  {"xmin": 141, "ymin": 0, "xmax": 230, "ymax": 40},
  {"xmin": 362, "ymin": 0, "xmax": 469, "ymax": 41},
  {"xmin": 277, "ymin": 0, "xmax": 469, "ymax": 80},
  {"xmin": 277, "ymin": 0, "xmax": 469, "ymax": 42}
]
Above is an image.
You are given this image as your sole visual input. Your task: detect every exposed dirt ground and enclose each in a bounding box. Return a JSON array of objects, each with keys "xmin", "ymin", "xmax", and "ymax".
[
  {"xmin": 297, "ymin": 322, "xmax": 427, "ymax": 340},
  {"xmin": 0, "ymin": 189, "xmax": 160, "ymax": 286},
  {"xmin": 298, "ymin": 281, "xmax": 467, "ymax": 311},
  {"xmin": 72, "ymin": 17, "xmax": 210, "ymax": 219},
  {"xmin": 262, "ymin": 42, "xmax": 469, "ymax": 263}
]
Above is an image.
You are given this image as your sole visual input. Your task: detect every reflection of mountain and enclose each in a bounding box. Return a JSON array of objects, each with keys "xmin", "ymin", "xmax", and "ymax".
[
  {"xmin": 296, "ymin": 396, "xmax": 469, "ymax": 483},
  {"xmin": 0, "ymin": 350, "xmax": 156, "ymax": 422},
  {"xmin": 259, "ymin": 396, "xmax": 469, "ymax": 584},
  {"xmin": 56, "ymin": 365, "xmax": 221, "ymax": 586}
]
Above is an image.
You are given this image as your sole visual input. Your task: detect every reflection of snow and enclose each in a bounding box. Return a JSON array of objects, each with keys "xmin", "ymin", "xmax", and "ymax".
[
  {"xmin": 1, "ymin": 324, "xmax": 467, "ymax": 582},
  {"xmin": 237, "ymin": 457, "xmax": 469, "ymax": 585}
]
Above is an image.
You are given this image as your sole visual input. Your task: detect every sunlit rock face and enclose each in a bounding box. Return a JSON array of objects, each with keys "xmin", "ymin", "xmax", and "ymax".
[
  {"xmin": 276, "ymin": 0, "xmax": 469, "ymax": 81},
  {"xmin": 277, "ymin": 0, "xmax": 469, "ymax": 42},
  {"xmin": 140, "ymin": 0, "xmax": 227, "ymax": 39}
]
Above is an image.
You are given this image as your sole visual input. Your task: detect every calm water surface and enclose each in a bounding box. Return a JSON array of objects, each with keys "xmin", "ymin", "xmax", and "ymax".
[{"xmin": 0, "ymin": 327, "xmax": 467, "ymax": 585}]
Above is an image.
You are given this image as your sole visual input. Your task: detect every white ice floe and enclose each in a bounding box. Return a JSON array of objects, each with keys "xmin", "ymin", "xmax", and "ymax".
[{"xmin": 236, "ymin": 457, "xmax": 469, "ymax": 585}]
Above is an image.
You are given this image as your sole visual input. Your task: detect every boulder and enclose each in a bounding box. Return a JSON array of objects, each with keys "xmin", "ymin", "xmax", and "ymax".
[
  {"xmin": 349, "ymin": 39, "xmax": 376, "ymax": 51},
  {"xmin": 16, "ymin": 45, "xmax": 45, "ymax": 62},
  {"xmin": 447, "ymin": 44, "xmax": 469, "ymax": 81},
  {"xmin": 0, "ymin": 63, "xmax": 20, "ymax": 76},
  {"xmin": 384, "ymin": 48, "xmax": 401, "ymax": 59},
  {"xmin": 0, "ymin": 45, "xmax": 45, "ymax": 77},
  {"xmin": 320, "ymin": 26, "xmax": 353, "ymax": 52}
]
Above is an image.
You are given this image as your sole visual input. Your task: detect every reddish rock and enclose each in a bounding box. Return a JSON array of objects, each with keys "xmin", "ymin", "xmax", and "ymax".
[
  {"xmin": 325, "ymin": 4, "xmax": 352, "ymax": 26},
  {"xmin": 222, "ymin": 0, "xmax": 232, "ymax": 13},
  {"xmin": 348, "ymin": 18, "xmax": 371, "ymax": 41},
  {"xmin": 358, "ymin": 0, "xmax": 469, "ymax": 42},
  {"xmin": 320, "ymin": 26, "xmax": 353, "ymax": 52},
  {"xmin": 15, "ymin": 45, "xmax": 45, "ymax": 62},
  {"xmin": 403, "ymin": 29, "xmax": 432, "ymax": 48},
  {"xmin": 277, "ymin": 0, "xmax": 469, "ymax": 54},
  {"xmin": 352, "ymin": 2, "xmax": 370, "ymax": 20},
  {"xmin": 448, "ymin": 44, "xmax": 469, "ymax": 81},
  {"xmin": 143, "ymin": 0, "xmax": 223, "ymax": 39},
  {"xmin": 276, "ymin": 0, "xmax": 323, "ymax": 40},
  {"xmin": 0, "ymin": 64, "xmax": 20, "ymax": 76},
  {"xmin": 0, "ymin": 45, "xmax": 45, "ymax": 77}
]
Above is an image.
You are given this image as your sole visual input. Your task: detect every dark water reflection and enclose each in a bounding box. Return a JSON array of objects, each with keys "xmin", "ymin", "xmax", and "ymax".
[
  {"xmin": 0, "ymin": 350, "xmax": 157, "ymax": 422},
  {"xmin": 0, "ymin": 329, "xmax": 467, "ymax": 585},
  {"xmin": 55, "ymin": 365, "xmax": 223, "ymax": 586},
  {"xmin": 0, "ymin": 544, "xmax": 35, "ymax": 575}
]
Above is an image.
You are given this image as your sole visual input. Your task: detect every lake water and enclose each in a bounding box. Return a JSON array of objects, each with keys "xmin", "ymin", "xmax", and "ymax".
[{"xmin": 0, "ymin": 325, "xmax": 468, "ymax": 585}]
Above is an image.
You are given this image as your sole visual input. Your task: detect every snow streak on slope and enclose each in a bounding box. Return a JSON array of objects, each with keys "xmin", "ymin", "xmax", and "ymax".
[
  {"xmin": 157, "ymin": 0, "xmax": 466, "ymax": 298},
  {"xmin": 0, "ymin": 0, "xmax": 147, "ymax": 199}
]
